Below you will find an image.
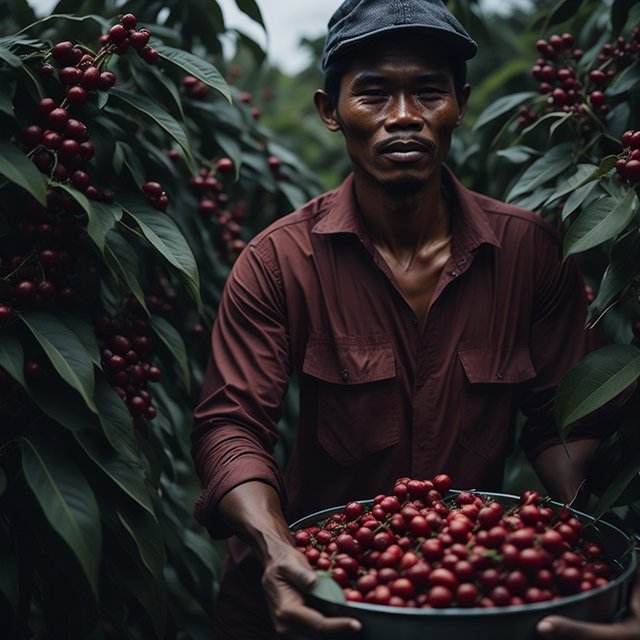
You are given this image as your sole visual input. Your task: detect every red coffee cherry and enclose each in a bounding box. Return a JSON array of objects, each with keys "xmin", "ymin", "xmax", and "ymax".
[
  {"xmin": 142, "ymin": 181, "xmax": 164, "ymax": 198},
  {"xmin": 108, "ymin": 24, "xmax": 128, "ymax": 44},
  {"xmin": 99, "ymin": 71, "xmax": 117, "ymax": 90},
  {"xmin": 121, "ymin": 13, "xmax": 137, "ymax": 29},
  {"xmin": 129, "ymin": 29, "xmax": 150, "ymax": 50},
  {"xmin": 0, "ymin": 305, "xmax": 14, "ymax": 325},
  {"xmin": 216, "ymin": 157, "xmax": 234, "ymax": 173},
  {"xmin": 66, "ymin": 86, "xmax": 88, "ymax": 104},
  {"xmin": 51, "ymin": 41, "xmax": 74, "ymax": 62}
]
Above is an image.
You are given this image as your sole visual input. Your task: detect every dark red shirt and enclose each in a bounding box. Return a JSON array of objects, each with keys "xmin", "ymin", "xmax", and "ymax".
[{"xmin": 191, "ymin": 168, "xmax": 605, "ymax": 637}]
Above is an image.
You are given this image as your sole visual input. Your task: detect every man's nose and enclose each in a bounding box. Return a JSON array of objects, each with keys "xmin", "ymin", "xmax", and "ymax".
[{"xmin": 385, "ymin": 94, "xmax": 422, "ymax": 130}]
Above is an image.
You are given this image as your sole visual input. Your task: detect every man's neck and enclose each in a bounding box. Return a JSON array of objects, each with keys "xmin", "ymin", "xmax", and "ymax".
[{"xmin": 353, "ymin": 168, "xmax": 451, "ymax": 259}]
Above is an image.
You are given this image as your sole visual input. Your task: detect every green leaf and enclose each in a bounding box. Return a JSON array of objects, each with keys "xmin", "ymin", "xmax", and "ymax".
[
  {"xmin": 18, "ymin": 311, "xmax": 97, "ymax": 413},
  {"xmin": 507, "ymin": 143, "xmax": 574, "ymax": 202},
  {"xmin": 0, "ymin": 335, "xmax": 25, "ymax": 386},
  {"xmin": 555, "ymin": 344, "xmax": 640, "ymax": 434},
  {"xmin": 149, "ymin": 315, "xmax": 190, "ymax": 392},
  {"xmin": 15, "ymin": 12, "xmax": 109, "ymax": 35},
  {"xmin": 108, "ymin": 88, "xmax": 191, "ymax": 157},
  {"xmin": 513, "ymin": 187, "xmax": 555, "ymax": 212},
  {"xmin": 115, "ymin": 505, "xmax": 165, "ymax": 579},
  {"xmin": 496, "ymin": 146, "xmax": 540, "ymax": 165},
  {"xmin": 544, "ymin": 164, "xmax": 598, "ymax": 207},
  {"xmin": 473, "ymin": 92, "xmax": 536, "ymax": 131},
  {"xmin": 545, "ymin": 0, "xmax": 585, "ymax": 27},
  {"xmin": 104, "ymin": 544, "xmax": 167, "ymax": 638},
  {"xmin": 55, "ymin": 311, "xmax": 101, "ymax": 366},
  {"xmin": 234, "ymin": 0, "xmax": 265, "ymax": 27},
  {"xmin": 0, "ymin": 138, "xmax": 48, "ymax": 205},
  {"xmin": 75, "ymin": 429, "xmax": 154, "ymax": 516},
  {"xmin": 152, "ymin": 42, "xmax": 230, "ymax": 102},
  {"xmin": 0, "ymin": 90, "xmax": 14, "ymax": 118},
  {"xmin": 121, "ymin": 197, "xmax": 201, "ymax": 308},
  {"xmin": 563, "ymin": 189, "xmax": 639, "ymax": 257},
  {"xmin": 309, "ymin": 571, "xmax": 346, "ymax": 604},
  {"xmin": 87, "ymin": 201, "xmax": 122, "ymax": 254},
  {"xmin": 607, "ymin": 62, "xmax": 640, "ymax": 97},
  {"xmin": 588, "ymin": 230, "xmax": 640, "ymax": 326},
  {"xmin": 0, "ymin": 44, "xmax": 22, "ymax": 67},
  {"xmin": 103, "ymin": 231, "xmax": 149, "ymax": 315},
  {"xmin": 20, "ymin": 434, "xmax": 102, "ymax": 597},
  {"xmin": 593, "ymin": 459, "xmax": 640, "ymax": 518},
  {"xmin": 93, "ymin": 374, "xmax": 139, "ymax": 466},
  {"xmin": 113, "ymin": 142, "xmax": 145, "ymax": 187},
  {"xmin": 562, "ymin": 181, "xmax": 599, "ymax": 220}
]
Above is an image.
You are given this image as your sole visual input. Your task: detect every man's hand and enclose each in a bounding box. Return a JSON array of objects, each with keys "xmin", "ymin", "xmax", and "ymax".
[
  {"xmin": 262, "ymin": 542, "xmax": 362, "ymax": 638},
  {"xmin": 217, "ymin": 481, "xmax": 362, "ymax": 638},
  {"xmin": 537, "ymin": 565, "xmax": 640, "ymax": 639}
]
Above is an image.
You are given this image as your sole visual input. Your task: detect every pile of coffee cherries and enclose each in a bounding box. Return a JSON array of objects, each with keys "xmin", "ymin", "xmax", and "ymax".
[{"xmin": 293, "ymin": 475, "xmax": 615, "ymax": 609}]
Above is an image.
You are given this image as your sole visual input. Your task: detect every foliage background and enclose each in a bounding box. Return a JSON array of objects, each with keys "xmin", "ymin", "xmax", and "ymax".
[{"xmin": 0, "ymin": 0, "xmax": 638, "ymax": 638}]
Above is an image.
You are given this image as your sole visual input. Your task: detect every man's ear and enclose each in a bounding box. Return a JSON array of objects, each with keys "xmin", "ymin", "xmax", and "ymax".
[
  {"xmin": 314, "ymin": 89, "xmax": 341, "ymax": 132},
  {"xmin": 455, "ymin": 83, "xmax": 471, "ymax": 127}
]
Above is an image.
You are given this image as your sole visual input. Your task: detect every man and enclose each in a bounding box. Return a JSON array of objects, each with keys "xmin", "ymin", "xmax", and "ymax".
[{"xmin": 192, "ymin": 1, "xmax": 639, "ymax": 638}]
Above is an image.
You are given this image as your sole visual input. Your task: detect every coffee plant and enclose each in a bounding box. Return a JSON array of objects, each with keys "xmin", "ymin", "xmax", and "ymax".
[
  {"xmin": 0, "ymin": 0, "xmax": 319, "ymax": 638},
  {"xmin": 467, "ymin": 0, "xmax": 640, "ymax": 522}
]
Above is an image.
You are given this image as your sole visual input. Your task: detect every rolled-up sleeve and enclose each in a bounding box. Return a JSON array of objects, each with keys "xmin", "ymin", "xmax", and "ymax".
[{"xmin": 192, "ymin": 242, "xmax": 290, "ymax": 539}]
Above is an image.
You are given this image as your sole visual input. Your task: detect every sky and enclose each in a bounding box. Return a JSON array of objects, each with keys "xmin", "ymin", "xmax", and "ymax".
[{"xmin": 27, "ymin": 0, "xmax": 532, "ymax": 74}]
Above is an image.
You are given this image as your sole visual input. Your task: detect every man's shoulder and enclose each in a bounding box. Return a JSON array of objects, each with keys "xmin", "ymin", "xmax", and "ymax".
[
  {"xmin": 249, "ymin": 186, "xmax": 340, "ymax": 248},
  {"xmin": 470, "ymin": 189, "xmax": 560, "ymax": 241}
]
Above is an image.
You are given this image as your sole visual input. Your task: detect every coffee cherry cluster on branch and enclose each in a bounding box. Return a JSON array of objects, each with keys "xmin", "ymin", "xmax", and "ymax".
[
  {"xmin": 616, "ymin": 130, "xmax": 640, "ymax": 184},
  {"xmin": 189, "ymin": 160, "xmax": 248, "ymax": 263},
  {"xmin": 100, "ymin": 13, "xmax": 157, "ymax": 63},
  {"xmin": 293, "ymin": 475, "xmax": 615, "ymax": 609},
  {"xmin": 94, "ymin": 300, "xmax": 161, "ymax": 430},
  {"xmin": 0, "ymin": 191, "xmax": 90, "ymax": 323},
  {"xmin": 21, "ymin": 13, "xmax": 157, "ymax": 203},
  {"xmin": 519, "ymin": 27, "xmax": 640, "ymax": 129}
]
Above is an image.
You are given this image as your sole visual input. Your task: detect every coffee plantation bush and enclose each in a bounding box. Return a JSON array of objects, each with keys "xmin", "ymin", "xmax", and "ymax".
[
  {"xmin": 0, "ymin": 0, "xmax": 319, "ymax": 638},
  {"xmin": 466, "ymin": 0, "xmax": 640, "ymax": 522}
]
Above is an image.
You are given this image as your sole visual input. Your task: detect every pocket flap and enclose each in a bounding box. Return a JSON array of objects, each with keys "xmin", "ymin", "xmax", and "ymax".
[
  {"xmin": 303, "ymin": 337, "xmax": 396, "ymax": 384},
  {"xmin": 458, "ymin": 344, "xmax": 535, "ymax": 384}
]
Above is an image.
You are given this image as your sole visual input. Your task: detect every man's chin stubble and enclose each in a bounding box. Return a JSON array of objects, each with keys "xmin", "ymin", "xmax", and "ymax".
[{"xmin": 380, "ymin": 176, "xmax": 425, "ymax": 198}]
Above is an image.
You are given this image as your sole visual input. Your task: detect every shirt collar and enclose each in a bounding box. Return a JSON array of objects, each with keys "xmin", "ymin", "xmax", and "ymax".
[{"xmin": 311, "ymin": 167, "xmax": 501, "ymax": 260}]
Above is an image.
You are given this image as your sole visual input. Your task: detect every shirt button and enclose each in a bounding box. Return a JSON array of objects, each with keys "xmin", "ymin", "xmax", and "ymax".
[
  {"xmin": 412, "ymin": 315, "xmax": 419, "ymax": 326},
  {"xmin": 449, "ymin": 270, "xmax": 457, "ymax": 277},
  {"xmin": 496, "ymin": 370, "xmax": 504, "ymax": 380},
  {"xmin": 340, "ymin": 368, "xmax": 350, "ymax": 381},
  {"xmin": 418, "ymin": 443, "xmax": 425, "ymax": 451}
]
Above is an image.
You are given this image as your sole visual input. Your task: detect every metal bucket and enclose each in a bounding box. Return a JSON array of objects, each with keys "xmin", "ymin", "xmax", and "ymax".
[{"xmin": 289, "ymin": 492, "xmax": 638, "ymax": 640}]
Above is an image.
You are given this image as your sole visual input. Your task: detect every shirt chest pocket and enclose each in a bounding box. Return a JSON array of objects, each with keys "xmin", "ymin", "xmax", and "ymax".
[
  {"xmin": 457, "ymin": 344, "xmax": 536, "ymax": 461},
  {"xmin": 302, "ymin": 337, "xmax": 399, "ymax": 467}
]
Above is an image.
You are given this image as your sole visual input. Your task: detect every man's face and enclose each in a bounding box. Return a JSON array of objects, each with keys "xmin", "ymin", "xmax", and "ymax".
[{"xmin": 319, "ymin": 34, "xmax": 468, "ymax": 195}]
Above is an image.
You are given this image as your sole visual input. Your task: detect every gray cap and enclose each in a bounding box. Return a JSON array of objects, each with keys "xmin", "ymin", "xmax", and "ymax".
[{"xmin": 321, "ymin": 0, "xmax": 478, "ymax": 70}]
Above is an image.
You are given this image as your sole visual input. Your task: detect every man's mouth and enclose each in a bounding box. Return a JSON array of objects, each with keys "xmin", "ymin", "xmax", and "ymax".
[{"xmin": 376, "ymin": 137, "xmax": 435, "ymax": 163}]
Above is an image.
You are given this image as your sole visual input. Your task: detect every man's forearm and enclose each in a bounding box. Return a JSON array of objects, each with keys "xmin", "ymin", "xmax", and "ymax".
[
  {"xmin": 532, "ymin": 438, "xmax": 599, "ymax": 505},
  {"xmin": 216, "ymin": 480, "xmax": 295, "ymax": 566}
]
